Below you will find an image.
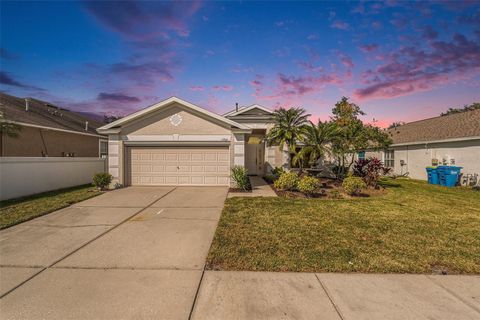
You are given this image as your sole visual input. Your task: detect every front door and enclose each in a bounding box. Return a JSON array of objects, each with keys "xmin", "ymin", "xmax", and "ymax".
[{"xmin": 245, "ymin": 135, "xmax": 264, "ymax": 175}]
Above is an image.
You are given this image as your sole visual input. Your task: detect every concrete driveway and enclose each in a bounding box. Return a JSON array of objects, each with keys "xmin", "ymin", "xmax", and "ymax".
[{"xmin": 0, "ymin": 186, "xmax": 228, "ymax": 319}]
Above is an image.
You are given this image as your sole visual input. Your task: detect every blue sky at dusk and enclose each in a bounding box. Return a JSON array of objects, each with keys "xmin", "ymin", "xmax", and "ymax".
[{"xmin": 1, "ymin": 1, "xmax": 479, "ymax": 127}]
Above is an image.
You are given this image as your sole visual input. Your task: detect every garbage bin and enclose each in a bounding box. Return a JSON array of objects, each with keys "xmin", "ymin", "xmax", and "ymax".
[
  {"xmin": 426, "ymin": 166, "xmax": 439, "ymax": 184},
  {"xmin": 438, "ymin": 166, "xmax": 462, "ymax": 187},
  {"xmin": 437, "ymin": 166, "xmax": 446, "ymax": 186}
]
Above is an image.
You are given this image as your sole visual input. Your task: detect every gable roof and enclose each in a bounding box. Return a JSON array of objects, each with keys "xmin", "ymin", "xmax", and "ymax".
[
  {"xmin": 387, "ymin": 109, "xmax": 480, "ymax": 145},
  {"xmin": 0, "ymin": 92, "xmax": 105, "ymax": 136},
  {"xmin": 224, "ymin": 104, "xmax": 273, "ymax": 117},
  {"xmin": 98, "ymin": 96, "xmax": 249, "ymax": 132}
]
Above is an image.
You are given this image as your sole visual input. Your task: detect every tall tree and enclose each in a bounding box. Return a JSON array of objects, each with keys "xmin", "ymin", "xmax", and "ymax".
[
  {"xmin": 330, "ymin": 97, "xmax": 391, "ymax": 179},
  {"xmin": 441, "ymin": 102, "xmax": 480, "ymax": 116},
  {"xmin": 266, "ymin": 107, "xmax": 310, "ymax": 166},
  {"xmin": 388, "ymin": 121, "xmax": 405, "ymax": 129}
]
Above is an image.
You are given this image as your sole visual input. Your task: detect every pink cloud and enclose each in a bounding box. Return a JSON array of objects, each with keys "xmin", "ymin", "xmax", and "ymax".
[
  {"xmin": 231, "ymin": 65, "xmax": 254, "ymax": 73},
  {"xmin": 189, "ymin": 85, "xmax": 205, "ymax": 91},
  {"xmin": 83, "ymin": 1, "xmax": 202, "ymax": 39},
  {"xmin": 339, "ymin": 54, "xmax": 354, "ymax": 68},
  {"xmin": 359, "ymin": 44, "xmax": 379, "ymax": 53},
  {"xmin": 354, "ymin": 33, "xmax": 480, "ymax": 100},
  {"xmin": 331, "ymin": 20, "xmax": 350, "ymax": 30},
  {"xmin": 250, "ymin": 74, "xmax": 264, "ymax": 98},
  {"xmin": 250, "ymin": 71, "xmax": 344, "ymax": 105},
  {"xmin": 213, "ymin": 85, "xmax": 233, "ymax": 91}
]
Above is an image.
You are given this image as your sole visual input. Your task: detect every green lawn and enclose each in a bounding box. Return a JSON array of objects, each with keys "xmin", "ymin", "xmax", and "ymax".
[
  {"xmin": 0, "ymin": 185, "xmax": 103, "ymax": 229},
  {"xmin": 207, "ymin": 179, "xmax": 480, "ymax": 274}
]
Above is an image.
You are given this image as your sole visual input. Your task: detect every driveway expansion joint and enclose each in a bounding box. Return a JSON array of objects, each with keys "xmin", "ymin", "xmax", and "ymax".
[
  {"xmin": 0, "ymin": 187, "xmax": 178, "ymax": 299},
  {"xmin": 314, "ymin": 273, "xmax": 346, "ymax": 320},
  {"xmin": 50, "ymin": 266, "xmax": 203, "ymax": 271}
]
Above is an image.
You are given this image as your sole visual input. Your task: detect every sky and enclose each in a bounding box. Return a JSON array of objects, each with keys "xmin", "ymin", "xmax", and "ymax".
[{"xmin": 1, "ymin": 0, "xmax": 479, "ymax": 127}]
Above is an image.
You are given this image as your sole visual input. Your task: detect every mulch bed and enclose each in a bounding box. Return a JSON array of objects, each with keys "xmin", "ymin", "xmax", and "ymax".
[{"xmin": 266, "ymin": 176, "xmax": 386, "ymax": 199}]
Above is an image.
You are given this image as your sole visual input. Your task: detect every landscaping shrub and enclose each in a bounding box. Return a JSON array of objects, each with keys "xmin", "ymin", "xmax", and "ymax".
[
  {"xmin": 342, "ymin": 176, "xmax": 366, "ymax": 196},
  {"xmin": 231, "ymin": 166, "xmax": 251, "ymax": 191},
  {"xmin": 264, "ymin": 167, "xmax": 285, "ymax": 184},
  {"xmin": 274, "ymin": 171, "xmax": 299, "ymax": 191},
  {"xmin": 297, "ymin": 176, "xmax": 320, "ymax": 196},
  {"xmin": 353, "ymin": 157, "xmax": 391, "ymax": 188},
  {"xmin": 272, "ymin": 166, "xmax": 285, "ymax": 176},
  {"xmin": 92, "ymin": 172, "xmax": 113, "ymax": 190}
]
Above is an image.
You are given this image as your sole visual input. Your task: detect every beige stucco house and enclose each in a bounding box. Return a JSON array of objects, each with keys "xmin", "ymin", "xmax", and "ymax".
[
  {"xmin": 97, "ymin": 97, "xmax": 287, "ymax": 187},
  {"xmin": 364, "ymin": 109, "xmax": 480, "ymax": 181},
  {"xmin": 1, "ymin": 92, "xmax": 107, "ymax": 157}
]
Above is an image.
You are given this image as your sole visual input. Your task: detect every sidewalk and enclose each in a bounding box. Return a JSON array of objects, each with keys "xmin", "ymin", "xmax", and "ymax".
[
  {"xmin": 191, "ymin": 271, "xmax": 480, "ymax": 320},
  {"xmin": 228, "ymin": 176, "xmax": 277, "ymax": 198}
]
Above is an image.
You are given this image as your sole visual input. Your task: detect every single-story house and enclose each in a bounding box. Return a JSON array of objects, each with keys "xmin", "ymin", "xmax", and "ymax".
[
  {"xmin": 364, "ymin": 109, "xmax": 480, "ymax": 181},
  {"xmin": 97, "ymin": 97, "xmax": 287, "ymax": 187},
  {"xmin": 0, "ymin": 92, "xmax": 107, "ymax": 157}
]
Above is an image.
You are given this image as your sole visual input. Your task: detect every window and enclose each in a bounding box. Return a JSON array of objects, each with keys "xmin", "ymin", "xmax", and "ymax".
[
  {"xmin": 358, "ymin": 151, "xmax": 366, "ymax": 160},
  {"xmin": 99, "ymin": 140, "xmax": 108, "ymax": 158},
  {"xmin": 384, "ymin": 150, "xmax": 394, "ymax": 168}
]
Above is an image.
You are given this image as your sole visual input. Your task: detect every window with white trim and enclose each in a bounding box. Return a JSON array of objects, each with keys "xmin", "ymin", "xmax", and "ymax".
[
  {"xmin": 384, "ymin": 150, "xmax": 394, "ymax": 168},
  {"xmin": 99, "ymin": 140, "xmax": 108, "ymax": 158},
  {"xmin": 358, "ymin": 151, "xmax": 366, "ymax": 160}
]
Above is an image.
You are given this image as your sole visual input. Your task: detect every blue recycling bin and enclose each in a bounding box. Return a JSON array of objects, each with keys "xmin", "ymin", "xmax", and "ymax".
[
  {"xmin": 437, "ymin": 166, "xmax": 462, "ymax": 187},
  {"xmin": 426, "ymin": 167, "xmax": 439, "ymax": 185}
]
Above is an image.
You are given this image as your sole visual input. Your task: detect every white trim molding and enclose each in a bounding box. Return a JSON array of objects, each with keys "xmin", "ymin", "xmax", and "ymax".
[
  {"xmin": 3, "ymin": 121, "xmax": 106, "ymax": 138},
  {"xmin": 391, "ymin": 136, "xmax": 480, "ymax": 147},
  {"xmin": 122, "ymin": 134, "xmax": 231, "ymax": 142}
]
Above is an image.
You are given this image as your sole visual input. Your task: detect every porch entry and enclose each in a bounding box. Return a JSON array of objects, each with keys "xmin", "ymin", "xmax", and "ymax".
[{"xmin": 245, "ymin": 134, "xmax": 265, "ymax": 175}]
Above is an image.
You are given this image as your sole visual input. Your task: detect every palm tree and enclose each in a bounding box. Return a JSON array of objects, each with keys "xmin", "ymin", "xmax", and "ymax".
[
  {"xmin": 266, "ymin": 107, "xmax": 310, "ymax": 166},
  {"xmin": 292, "ymin": 120, "xmax": 338, "ymax": 168}
]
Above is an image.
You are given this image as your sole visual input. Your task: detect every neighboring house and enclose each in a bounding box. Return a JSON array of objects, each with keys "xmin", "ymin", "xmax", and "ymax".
[
  {"xmin": 97, "ymin": 97, "xmax": 287, "ymax": 187},
  {"xmin": 364, "ymin": 109, "xmax": 480, "ymax": 180},
  {"xmin": 0, "ymin": 92, "xmax": 107, "ymax": 157}
]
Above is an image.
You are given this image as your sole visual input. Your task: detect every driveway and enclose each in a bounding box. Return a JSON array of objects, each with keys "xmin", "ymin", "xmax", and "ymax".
[{"xmin": 0, "ymin": 186, "xmax": 228, "ymax": 319}]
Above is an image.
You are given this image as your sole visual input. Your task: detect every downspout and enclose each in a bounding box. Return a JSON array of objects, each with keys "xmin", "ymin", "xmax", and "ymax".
[{"xmin": 39, "ymin": 129, "xmax": 48, "ymax": 156}]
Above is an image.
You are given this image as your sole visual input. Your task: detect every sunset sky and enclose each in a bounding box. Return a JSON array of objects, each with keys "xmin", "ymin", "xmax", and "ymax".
[{"xmin": 1, "ymin": 1, "xmax": 479, "ymax": 127}]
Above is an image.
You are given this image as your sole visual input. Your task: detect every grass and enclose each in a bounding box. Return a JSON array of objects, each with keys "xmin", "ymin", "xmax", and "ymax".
[
  {"xmin": 207, "ymin": 178, "xmax": 480, "ymax": 274},
  {"xmin": 0, "ymin": 185, "xmax": 103, "ymax": 229}
]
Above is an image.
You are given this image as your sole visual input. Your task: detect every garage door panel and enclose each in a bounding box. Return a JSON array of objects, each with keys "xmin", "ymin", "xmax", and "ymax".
[
  {"xmin": 129, "ymin": 147, "xmax": 229, "ymax": 186},
  {"xmin": 152, "ymin": 165, "xmax": 165, "ymax": 173}
]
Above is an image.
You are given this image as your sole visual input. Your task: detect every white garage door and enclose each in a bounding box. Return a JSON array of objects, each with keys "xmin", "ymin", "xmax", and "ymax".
[{"xmin": 128, "ymin": 147, "xmax": 230, "ymax": 186}]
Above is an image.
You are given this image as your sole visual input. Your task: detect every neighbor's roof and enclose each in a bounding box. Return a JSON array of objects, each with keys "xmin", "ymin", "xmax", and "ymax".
[
  {"xmin": 387, "ymin": 109, "xmax": 480, "ymax": 145},
  {"xmin": 98, "ymin": 96, "xmax": 249, "ymax": 132},
  {"xmin": 0, "ymin": 92, "xmax": 105, "ymax": 136}
]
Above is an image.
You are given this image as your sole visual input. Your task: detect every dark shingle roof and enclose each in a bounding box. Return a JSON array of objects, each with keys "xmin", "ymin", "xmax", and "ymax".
[
  {"xmin": 0, "ymin": 92, "xmax": 104, "ymax": 136},
  {"xmin": 387, "ymin": 109, "xmax": 480, "ymax": 145}
]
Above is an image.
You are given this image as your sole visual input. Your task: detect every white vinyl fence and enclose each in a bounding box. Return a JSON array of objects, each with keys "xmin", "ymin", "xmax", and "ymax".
[{"xmin": 0, "ymin": 157, "xmax": 106, "ymax": 201}]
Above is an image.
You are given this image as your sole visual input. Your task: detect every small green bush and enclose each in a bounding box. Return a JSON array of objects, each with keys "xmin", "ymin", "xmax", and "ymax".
[
  {"xmin": 274, "ymin": 171, "xmax": 299, "ymax": 191},
  {"xmin": 231, "ymin": 166, "xmax": 251, "ymax": 191},
  {"xmin": 297, "ymin": 176, "xmax": 319, "ymax": 196},
  {"xmin": 271, "ymin": 166, "xmax": 285, "ymax": 176},
  {"xmin": 92, "ymin": 172, "xmax": 113, "ymax": 190},
  {"xmin": 342, "ymin": 176, "xmax": 366, "ymax": 196}
]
